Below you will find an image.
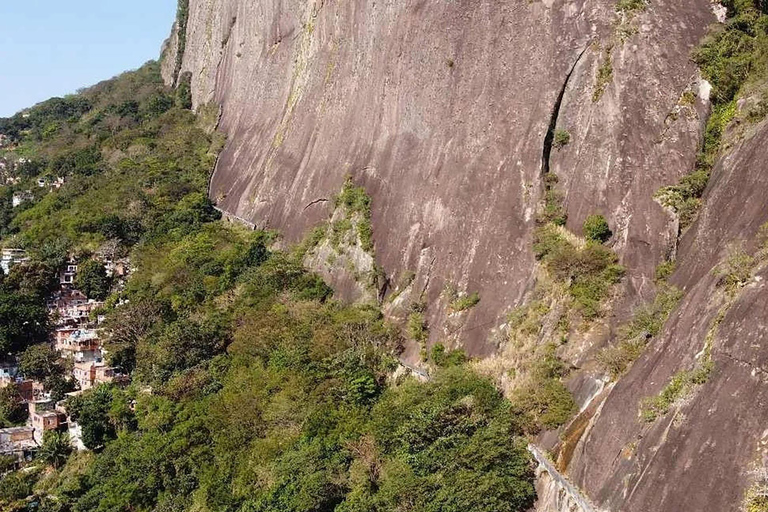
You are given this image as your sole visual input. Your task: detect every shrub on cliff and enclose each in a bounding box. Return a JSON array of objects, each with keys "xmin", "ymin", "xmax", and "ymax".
[
  {"xmin": 583, "ymin": 214, "xmax": 612, "ymax": 243},
  {"xmin": 534, "ymin": 224, "xmax": 624, "ymax": 318}
]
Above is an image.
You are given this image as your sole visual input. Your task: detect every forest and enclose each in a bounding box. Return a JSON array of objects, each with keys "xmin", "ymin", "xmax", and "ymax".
[{"xmin": 0, "ymin": 62, "xmax": 550, "ymax": 512}]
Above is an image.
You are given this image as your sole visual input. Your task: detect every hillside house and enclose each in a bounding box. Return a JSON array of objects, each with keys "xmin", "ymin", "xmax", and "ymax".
[
  {"xmin": 73, "ymin": 361, "xmax": 120, "ymax": 391},
  {"xmin": 55, "ymin": 329, "xmax": 102, "ymax": 363},
  {"xmin": 28, "ymin": 399, "xmax": 67, "ymax": 443},
  {"xmin": 1, "ymin": 248, "xmax": 28, "ymax": 275},
  {"xmin": 59, "ymin": 259, "xmax": 78, "ymax": 286},
  {"xmin": 0, "ymin": 427, "xmax": 37, "ymax": 464},
  {"xmin": 0, "ymin": 363, "xmax": 18, "ymax": 387},
  {"xmin": 48, "ymin": 290, "xmax": 104, "ymax": 327}
]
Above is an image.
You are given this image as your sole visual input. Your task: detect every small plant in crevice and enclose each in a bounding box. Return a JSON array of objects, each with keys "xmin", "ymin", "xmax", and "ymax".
[
  {"xmin": 713, "ymin": 243, "xmax": 755, "ymax": 291},
  {"xmin": 335, "ymin": 177, "xmax": 375, "ymax": 253},
  {"xmin": 639, "ymin": 360, "xmax": 713, "ymax": 422},
  {"xmin": 638, "ymin": 239, "xmax": 763, "ymax": 422},
  {"xmin": 654, "ymin": 259, "xmax": 676, "ymax": 282},
  {"xmin": 540, "ymin": 173, "xmax": 567, "ymax": 226},
  {"xmin": 444, "ymin": 284, "xmax": 481, "ymax": 313},
  {"xmin": 744, "ymin": 478, "xmax": 768, "ymax": 512},
  {"xmin": 597, "ymin": 282, "xmax": 683, "ymax": 379},
  {"xmin": 430, "ymin": 343, "xmax": 468, "ymax": 368},
  {"xmin": 407, "ymin": 301, "xmax": 429, "ymax": 345},
  {"xmin": 616, "ymin": 0, "xmax": 647, "ymax": 14},
  {"xmin": 593, "ymin": 46, "xmax": 614, "ymax": 102},
  {"xmin": 553, "ymin": 129, "xmax": 571, "ymax": 149},
  {"xmin": 660, "ymin": 3, "xmax": 768, "ymax": 232},
  {"xmin": 450, "ymin": 292, "xmax": 480, "ymax": 312},
  {"xmin": 582, "ymin": 214, "xmax": 612, "ymax": 243},
  {"xmin": 655, "ymin": 101, "xmax": 736, "ymax": 230}
]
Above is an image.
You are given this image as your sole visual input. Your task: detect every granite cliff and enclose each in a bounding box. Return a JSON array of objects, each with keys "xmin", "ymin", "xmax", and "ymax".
[{"xmin": 162, "ymin": 0, "xmax": 768, "ymax": 510}]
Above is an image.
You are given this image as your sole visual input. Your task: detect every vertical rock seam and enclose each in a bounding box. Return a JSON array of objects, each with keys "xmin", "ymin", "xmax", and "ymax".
[{"xmin": 541, "ymin": 46, "xmax": 589, "ymax": 175}]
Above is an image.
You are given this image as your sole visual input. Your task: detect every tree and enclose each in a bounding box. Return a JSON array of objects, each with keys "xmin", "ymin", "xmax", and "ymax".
[
  {"xmin": 20, "ymin": 344, "xmax": 62, "ymax": 381},
  {"xmin": 6, "ymin": 260, "xmax": 59, "ymax": 298},
  {"xmin": 102, "ymin": 300, "xmax": 165, "ymax": 373},
  {"xmin": 74, "ymin": 259, "xmax": 112, "ymax": 301},
  {"xmin": 67, "ymin": 385, "xmax": 122, "ymax": 449},
  {"xmin": 38, "ymin": 431, "xmax": 72, "ymax": 469},
  {"xmin": 0, "ymin": 284, "xmax": 49, "ymax": 354},
  {"xmin": 0, "ymin": 385, "xmax": 28, "ymax": 426},
  {"xmin": 583, "ymin": 214, "xmax": 612, "ymax": 243},
  {"xmin": 19, "ymin": 344, "xmax": 73, "ymax": 400}
]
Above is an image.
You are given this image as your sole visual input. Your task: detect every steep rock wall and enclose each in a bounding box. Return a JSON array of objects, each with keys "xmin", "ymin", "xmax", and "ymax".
[
  {"xmin": 565, "ymin": 118, "xmax": 768, "ymax": 511},
  {"xmin": 163, "ymin": 0, "xmax": 712, "ymax": 355}
]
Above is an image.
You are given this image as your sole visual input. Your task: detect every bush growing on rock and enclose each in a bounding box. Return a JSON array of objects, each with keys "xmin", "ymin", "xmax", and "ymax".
[
  {"xmin": 583, "ymin": 214, "xmax": 612, "ymax": 243},
  {"xmin": 553, "ymin": 129, "xmax": 571, "ymax": 149}
]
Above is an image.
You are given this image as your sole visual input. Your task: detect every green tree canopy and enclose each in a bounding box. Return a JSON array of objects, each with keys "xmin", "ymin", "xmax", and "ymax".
[
  {"xmin": 0, "ymin": 283, "xmax": 49, "ymax": 354},
  {"xmin": 74, "ymin": 259, "xmax": 112, "ymax": 301}
]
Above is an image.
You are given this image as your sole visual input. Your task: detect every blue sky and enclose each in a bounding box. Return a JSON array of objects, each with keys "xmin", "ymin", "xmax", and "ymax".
[{"xmin": 0, "ymin": 1, "xmax": 177, "ymax": 117}]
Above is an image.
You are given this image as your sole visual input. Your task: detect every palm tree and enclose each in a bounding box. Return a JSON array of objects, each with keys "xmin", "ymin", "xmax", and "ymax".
[{"xmin": 37, "ymin": 431, "xmax": 72, "ymax": 469}]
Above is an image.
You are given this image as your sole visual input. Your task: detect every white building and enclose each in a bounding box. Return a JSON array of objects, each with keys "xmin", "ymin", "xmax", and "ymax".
[{"xmin": 1, "ymin": 249, "xmax": 28, "ymax": 275}]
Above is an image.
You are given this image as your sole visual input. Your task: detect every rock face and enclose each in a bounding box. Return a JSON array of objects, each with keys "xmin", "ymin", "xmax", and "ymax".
[
  {"xmin": 163, "ymin": 0, "xmax": 768, "ymax": 510},
  {"xmin": 565, "ymin": 118, "xmax": 768, "ymax": 512},
  {"xmin": 163, "ymin": 0, "xmax": 712, "ymax": 356}
]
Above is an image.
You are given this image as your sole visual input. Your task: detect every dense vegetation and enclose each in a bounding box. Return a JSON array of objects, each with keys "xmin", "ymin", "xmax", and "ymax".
[{"xmin": 0, "ymin": 62, "xmax": 542, "ymax": 511}]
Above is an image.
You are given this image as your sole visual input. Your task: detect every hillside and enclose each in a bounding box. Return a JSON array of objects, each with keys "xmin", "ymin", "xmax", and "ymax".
[
  {"xmin": 0, "ymin": 0, "xmax": 766, "ymax": 511},
  {"xmin": 0, "ymin": 61, "xmax": 573, "ymax": 511}
]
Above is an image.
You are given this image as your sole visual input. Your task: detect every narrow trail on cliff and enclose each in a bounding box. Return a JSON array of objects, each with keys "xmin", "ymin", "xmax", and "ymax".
[
  {"xmin": 541, "ymin": 46, "xmax": 590, "ymax": 175},
  {"xmin": 529, "ymin": 445, "xmax": 605, "ymax": 512}
]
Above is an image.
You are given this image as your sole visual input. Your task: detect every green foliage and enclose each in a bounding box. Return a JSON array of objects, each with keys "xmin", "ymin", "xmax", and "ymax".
[
  {"xmin": 20, "ymin": 344, "xmax": 73, "ymax": 400},
  {"xmin": 407, "ymin": 311, "xmax": 429, "ymax": 343},
  {"xmin": 0, "ymin": 469, "xmax": 38, "ymax": 508},
  {"xmin": 534, "ymin": 225, "xmax": 624, "ymax": 318},
  {"xmin": 658, "ymin": 4, "xmax": 768, "ymax": 228},
  {"xmin": 431, "ymin": 343, "xmax": 468, "ymax": 368},
  {"xmin": 693, "ymin": 2, "xmax": 768, "ymax": 105},
  {"xmin": 334, "ymin": 178, "xmax": 375, "ymax": 253},
  {"xmin": 0, "ymin": 384, "xmax": 28, "ymax": 427},
  {"xmin": 654, "ymin": 260, "xmax": 676, "ymax": 281},
  {"xmin": 67, "ymin": 385, "xmax": 130, "ymax": 450},
  {"xmin": 173, "ymin": 0, "xmax": 191, "ymax": 84},
  {"xmin": 176, "ymin": 72, "xmax": 193, "ymax": 109},
  {"xmin": 745, "ymin": 484, "xmax": 768, "ymax": 512},
  {"xmin": 508, "ymin": 344, "xmax": 576, "ymax": 432},
  {"xmin": 593, "ymin": 46, "xmax": 614, "ymax": 102},
  {"xmin": 655, "ymin": 100, "xmax": 736, "ymax": 228},
  {"xmin": 450, "ymin": 292, "xmax": 480, "ymax": 312},
  {"xmin": 616, "ymin": 0, "xmax": 647, "ymax": 13},
  {"xmin": 0, "ymin": 58, "xmax": 539, "ymax": 512},
  {"xmin": 582, "ymin": 214, "xmax": 612, "ymax": 243},
  {"xmin": 0, "ymin": 282, "xmax": 49, "ymax": 354},
  {"xmin": 639, "ymin": 361, "xmax": 713, "ymax": 422},
  {"xmin": 597, "ymin": 283, "xmax": 683, "ymax": 378},
  {"xmin": 713, "ymin": 244, "xmax": 755, "ymax": 290},
  {"xmin": 38, "ymin": 431, "xmax": 73, "ymax": 469},
  {"xmin": 553, "ymin": 129, "xmax": 571, "ymax": 149},
  {"xmin": 540, "ymin": 173, "xmax": 567, "ymax": 226},
  {"xmin": 74, "ymin": 259, "xmax": 112, "ymax": 301}
]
